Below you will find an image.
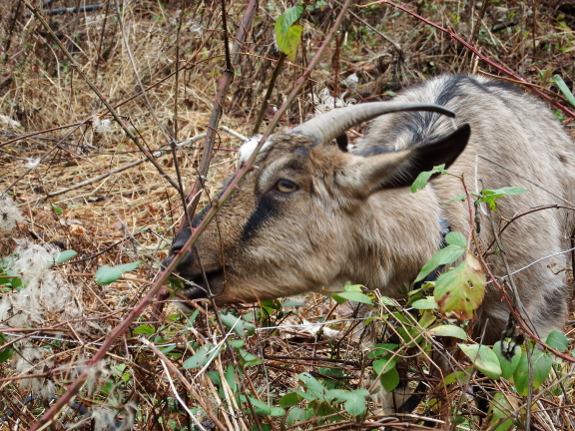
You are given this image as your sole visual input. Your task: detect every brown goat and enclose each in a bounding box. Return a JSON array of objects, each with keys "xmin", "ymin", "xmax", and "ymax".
[{"xmin": 164, "ymin": 74, "xmax": 575, "ymax": 345}]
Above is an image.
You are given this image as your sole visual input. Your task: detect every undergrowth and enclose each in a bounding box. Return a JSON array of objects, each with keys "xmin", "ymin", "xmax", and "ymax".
[{"xmin": 1, "ymin": 0, "xmax": 575, "ymax": 429}]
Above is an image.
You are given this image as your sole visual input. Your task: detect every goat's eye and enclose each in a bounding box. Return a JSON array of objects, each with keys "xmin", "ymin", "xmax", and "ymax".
[{"xmin": 275, "ymin": 179, "xmax": 298, "ymax": 193}]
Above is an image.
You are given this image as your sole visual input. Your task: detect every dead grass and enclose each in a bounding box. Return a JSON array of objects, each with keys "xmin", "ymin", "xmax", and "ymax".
[{"xmin": 1, "ymin": 0, "xmax": 575, "ymax": 430}]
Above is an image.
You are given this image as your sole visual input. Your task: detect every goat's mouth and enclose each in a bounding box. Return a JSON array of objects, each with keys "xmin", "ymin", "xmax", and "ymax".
[{"xmin": 176, "ymin": 267, "xmax": 227, "ymax": 302}]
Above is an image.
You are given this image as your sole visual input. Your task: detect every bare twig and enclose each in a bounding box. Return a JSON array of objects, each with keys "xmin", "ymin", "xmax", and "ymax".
[
  {"xmin": 141, "ymin": 338, "xmax": 225, "ymax": 430},
  {"xmin": 367, "ymin": 0, "xmax": 575, "ymax": 119},
  {"xmin": 182, "ymin": 0, "xmax": 259, "ymax": 219},
  {"xmin": 253, "ymin": 53, "xmax": 287, "ymax": 135},
  {"xmin": 23, "ymin": 0, "xmax": 182, "ymax": 191}
]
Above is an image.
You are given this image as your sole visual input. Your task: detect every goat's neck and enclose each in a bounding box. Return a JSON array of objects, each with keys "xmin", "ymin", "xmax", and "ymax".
[{"xmin": 346, "ymin": 187, "xmax": 443, "ymax": 298}]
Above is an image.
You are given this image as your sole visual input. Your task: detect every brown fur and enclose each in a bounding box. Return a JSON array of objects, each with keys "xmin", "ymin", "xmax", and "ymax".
[{"xmin": 165, "ymin": 75, "xmax": 575, "ymax": 344}]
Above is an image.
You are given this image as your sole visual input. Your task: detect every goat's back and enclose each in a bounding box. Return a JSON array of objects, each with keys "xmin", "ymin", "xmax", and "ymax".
[{"xmin": 359, "ymin": 75, "xmax": 575, "ymax": 342}]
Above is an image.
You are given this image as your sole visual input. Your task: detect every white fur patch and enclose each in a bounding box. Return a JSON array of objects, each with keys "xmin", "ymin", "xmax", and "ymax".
[{"xmin": 238, "ymin": 135, "xmax": 271, "ymax": 166}]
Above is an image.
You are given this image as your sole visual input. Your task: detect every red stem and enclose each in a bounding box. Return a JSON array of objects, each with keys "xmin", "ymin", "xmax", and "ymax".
[
  {"xmin": 367, "ymin": 0, "xmax": 575, "ymax": 119},
  {"xmin": 26, "ymin": 1, "xmax": 354, "ymax": 428}
]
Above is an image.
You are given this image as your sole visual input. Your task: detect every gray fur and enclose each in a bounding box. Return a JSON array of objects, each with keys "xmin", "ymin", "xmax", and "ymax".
[{"xmin": 165, "ymin": 74, "xmax": 575, "ymax": 345}]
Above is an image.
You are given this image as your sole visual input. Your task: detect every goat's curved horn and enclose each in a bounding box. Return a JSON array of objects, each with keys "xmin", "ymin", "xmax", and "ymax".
[{"xmin": 291, "ymin": 102, "xmax": 455, "ymax": 145}]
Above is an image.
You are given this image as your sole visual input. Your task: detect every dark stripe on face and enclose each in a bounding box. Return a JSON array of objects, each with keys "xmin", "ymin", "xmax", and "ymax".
[
  {"xmin": 191, "ymin": 175, "xmax": 236, "ymax": 229},
  {"xmin": 241, "ymin": 195, "xmax": 277, "ymax": 241},
  {"xmin": 191, "ymin": 204, "xmax": 211, "ymax": 228}
]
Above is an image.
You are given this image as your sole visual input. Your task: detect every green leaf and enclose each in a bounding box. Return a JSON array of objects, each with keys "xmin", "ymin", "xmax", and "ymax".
[
  {"xmin": 261, "ymin": 299, "xmax": 283, "ymax": 310},
  {"xmin": 441, "ymin": 368, "xmax": 471, "ymax": 387},
  {"xmin": 411, "ymin": 164, "xmax": 446, "ymax": 192},
  {"xmin": 183, "ymin": 343, "xmax": 221, "ymax": 369},
  {"xmin": 479, "ymin": 187, "xmax": 528, "ymax": 211},
  {"xmin": 488, "ymin": 393, "xmax": 516, "ymax": 431},
  {"xmin": 379, "ymin": 296, "xmax": 396, "ymax": 306},
  {"xmin": 435, "ymin": 254, "xmax": 486, "ymax": 320},
  {"xmin": 418, "ymin": 309, "xmax": 436, "ymax": 328},
  {"xmin": 493, "ymin": 341, "xmax": 521, "ymax": 380},
  {"xmin": 279, "ymin": 392, "xmax": 301, "ymax": 408},
  {"xmin": 429, "ymin": 324, "xmax": 467, "ymax": 340},
  {"xmin": 224, "ymin": 364, "xmax": 238, "ymax": 393},
  {"xmin": 345, "ymin": 394, "xmax": 367, "ymax": 416},
  {"xmin": 282, "ymin": 299, "xmax": 307, "ymax": 307},
  {"xmin": 133, "ymin": 324, "xmax": 155, "ymax": 335},
  {"xmin": 295, "ymin": 389, "xmax": 316, "ymax": 401},
  {"xmin": 318, "ymin": 367, "xmax": 344, "ymax": 389},
  {"xmin": 545, "ymin": 330, "xmax": 568, "ymax": 352},
  {"xmin": 94, "ymin": 261, "xmax": 141, "ymax": 285},
  {"xmin": 482, "ymin": 187, "xmax": 528, "ymax": 196},
  {"xmin": 553, "ymin": 75, "xmax": 575, "ymax": 108},
  {"xmin": 411, "ymin": 296, "xmax": 438, "ymax": 310},
  {"xmin": 373, "ymin": 355, "xmax": 401, "ymax": 391},
  {"xmin": 367, "ymin": 343, "xmax": 398, "ymax": 359},
  {"xmin": 219, "ymin": 312, "xmax": 256, "ymax": 337},
  {"xmin": 327, "ymin": 389, "xmax": 369, "ymax": 416},
  {"xmin": 309, "ymin": 401, "xmax": 342, "ymax": 419},
  {"xmin": 286, "ymin": 407, "xmax": 312, "ymax": 425},
  {"xmin": 207, "ymin": 370, "xmax": 221, "ymax": 386},
  {"xmin": 458, "ymin": 343, "xmax": 502, "ymax": 379},
  {"xmin": 51, "ymin": 203, "xmax": 63, "ymax": 217},
  {"xmin": 55, "ymin": 250, "xmax": 77, "ymax": 264},
  {"xmin": 411, "ymin": 171, "xmax": 433, "ymax": 192},
  {"xmin": 332, "ymin": 283, "xmax": 373, "ymax": 305},
  {"xmin": 248, "ymin": 397, "xmax": 286, "ymax": 416},
  {"xmin": 229, "ymin": 339, "xmax": 245, "ymax": 349},
  {"xmin": 445, "ymin": 231, "xmax": 467, "ymax": 247},
  {"xmin": 380, "ymin": 367, "xmax": 400, "ymax": 392},
  {"xmin": 331, "ymin": 291, "xmax": 373, "ymax": 305},
  {"xmin": 185, "ymin": 309, "xmax": 200, "ymax": 327},
  {"xmin": 0, "ymin": 345, "xmax": 14, "ymax": 363},
  {"xmin": 298, "ymin": 372, "xmax": 327, "ymax": 399},
  {"xmin": 373, "ymin": 358, "xmax": 396, "ymax": 375},
  {"xmin": 279, "ymin": 3, "xmax": 303, "ymax": 34},
  {"xmin": 512, "ymin": 349, "xmax": 553, "ymax": 396},
  {"xmin": 275, "ymin": 16, "xmax": 303, "ymax": 60},
  {"xmin": 239, "ymin": 348, "xmax": 262, "ymax": 367},
  {"xmin": 414, "ymin": 232, "xmax": 466, "ymax": 282},
  {"xmin": 159, "ymin": 344, "xmax": 177, "ymax": 355},
  {"xmin": 445, "ymin": 193, "xmax": 467, "ymax": 203}
]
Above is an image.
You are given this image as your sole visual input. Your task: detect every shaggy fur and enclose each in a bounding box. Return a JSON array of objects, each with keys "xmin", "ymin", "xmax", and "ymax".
[{"xmin": 165, "ymin": 74, "xmax": 575, "ymax": 345}]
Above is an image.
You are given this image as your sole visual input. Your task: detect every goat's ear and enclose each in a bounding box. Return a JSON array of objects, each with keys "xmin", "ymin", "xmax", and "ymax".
[
  {"xmin": 335, "ymin": 133, "xmax": 348, "ymax": 152},
  {"xmin": 339, "ymin": 124, "xmax": 470, "ymax": 198}
]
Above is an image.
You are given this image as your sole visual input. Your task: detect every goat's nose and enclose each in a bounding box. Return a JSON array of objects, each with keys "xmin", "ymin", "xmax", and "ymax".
[{"xmin": 161, "ymin": 256, "xmax": 173, "ymax": 272}]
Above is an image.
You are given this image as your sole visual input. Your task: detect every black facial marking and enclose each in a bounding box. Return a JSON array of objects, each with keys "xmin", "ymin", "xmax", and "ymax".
[{"xmin": 241, "ymin": 195, "xmax": 277, "ymax": 241}]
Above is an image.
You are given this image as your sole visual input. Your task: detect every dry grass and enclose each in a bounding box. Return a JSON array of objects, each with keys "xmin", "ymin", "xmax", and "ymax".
[{"xmin": 1, "ymin": 0, "xmax": 575, "ymax": 430}]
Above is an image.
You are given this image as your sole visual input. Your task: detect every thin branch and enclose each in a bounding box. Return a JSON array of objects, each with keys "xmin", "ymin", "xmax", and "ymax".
[
  {"xmin": 253, "ymin": 53, "xmax": 287, "ymax": 135},
  {"xmin": 141, "ymin": 338, "xmax": 221, "ymax": 430},
  {"xmin": 23, "ymin": 0, "xmax": 181, "ymax": 191},
  {"xmin": 33, "ymin": 1, "xmax": 130, "ymax": 16},
  {"xmin": 182, "ymin": 0, "xmax": 259, "ymax": 219},
  {"xmin": 368, "ymin": 0, "xmax": 575, "ymax": 119},
  {"xmin": 114, "ymin": 0, "xmax": 171, "ymax": 143}
]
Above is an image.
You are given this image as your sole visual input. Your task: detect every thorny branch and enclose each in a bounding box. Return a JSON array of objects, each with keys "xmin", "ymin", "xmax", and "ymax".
[
  {"xmin": 182, "ymin": 0, "xmax": 259, "ymax": 221},
  {"xmin": 367, "ymin": 0, "xmax": 575, "ymax": 119}
]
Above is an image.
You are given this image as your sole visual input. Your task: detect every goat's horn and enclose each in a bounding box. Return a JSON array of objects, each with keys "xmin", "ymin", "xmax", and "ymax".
[{"xmin": 291, "ymin": 102, "xmax": 455, "ymax": 145}]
